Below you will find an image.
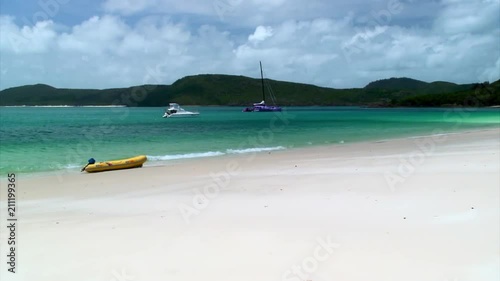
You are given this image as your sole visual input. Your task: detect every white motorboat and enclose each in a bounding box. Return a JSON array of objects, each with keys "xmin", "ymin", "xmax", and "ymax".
[{"xmin": 162, "ymin": 103, "xmax": 199, "ymax": 118}]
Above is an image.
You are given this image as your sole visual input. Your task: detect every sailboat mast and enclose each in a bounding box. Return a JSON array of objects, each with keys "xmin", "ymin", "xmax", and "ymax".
[{"xmin": 260, "ymin": 61, "xmax": 265, "ymax": 102}]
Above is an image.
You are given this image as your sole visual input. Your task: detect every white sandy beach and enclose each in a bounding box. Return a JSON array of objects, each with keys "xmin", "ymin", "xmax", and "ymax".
[{"xmin": 0, "ymin": 128, "xmax": 499, "ymax": 281}]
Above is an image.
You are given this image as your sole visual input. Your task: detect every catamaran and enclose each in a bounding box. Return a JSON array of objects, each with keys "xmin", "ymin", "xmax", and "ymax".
[{"xmin": 243, "ymin": 62, "xmax": 282, "ymax": 112}]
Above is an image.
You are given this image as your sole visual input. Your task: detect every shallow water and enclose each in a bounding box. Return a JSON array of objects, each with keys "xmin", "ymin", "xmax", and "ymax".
[{"xmin": 0, "ymin": 106, "xmax": 498, "ymax": 175}]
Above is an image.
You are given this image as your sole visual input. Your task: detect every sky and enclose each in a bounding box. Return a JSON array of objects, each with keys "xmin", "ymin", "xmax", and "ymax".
[{"xmin": 0, "ymin": 0, "xmax": 499, "ymax": 90}]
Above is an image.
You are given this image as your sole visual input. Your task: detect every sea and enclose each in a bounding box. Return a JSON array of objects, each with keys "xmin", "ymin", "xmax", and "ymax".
[{"xmin": 0, "ymin": 106, "xmax": 499, "ymax": 177}]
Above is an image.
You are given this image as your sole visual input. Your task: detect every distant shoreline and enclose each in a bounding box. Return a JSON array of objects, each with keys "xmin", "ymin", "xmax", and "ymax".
[{"xmin": 1, "ymin": 76, "xmax": 498, "ymax": 107}]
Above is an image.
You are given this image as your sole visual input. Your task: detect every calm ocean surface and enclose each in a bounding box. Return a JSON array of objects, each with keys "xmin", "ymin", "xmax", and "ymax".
[{"xmin": 0, "ymin": 106, "xmax": 499, "ymax": 176}]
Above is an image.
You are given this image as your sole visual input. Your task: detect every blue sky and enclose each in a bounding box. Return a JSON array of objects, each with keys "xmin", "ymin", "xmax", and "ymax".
[{"xmin": 0, "ymin": 0, "xmax": 499, "ymax": 90}]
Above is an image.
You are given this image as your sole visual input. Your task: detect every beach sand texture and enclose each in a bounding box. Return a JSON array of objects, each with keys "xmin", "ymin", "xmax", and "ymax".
[{"xmin": 0, "ymin": 128, "xmax": 499, "ymax": 281}]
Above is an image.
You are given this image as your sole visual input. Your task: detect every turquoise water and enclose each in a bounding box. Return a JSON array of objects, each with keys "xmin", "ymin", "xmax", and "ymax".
[{"xmin": 0, "ymin": 106, "xmax": 499, "ymax": 176}]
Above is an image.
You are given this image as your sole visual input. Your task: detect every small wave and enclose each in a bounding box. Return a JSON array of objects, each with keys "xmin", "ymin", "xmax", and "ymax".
[
  {"xmin": 226, "ymin": 146, "xmax": 285, "ymax": 154},
  {"xmin": 147, "ymin": 151, "xmax": 225, "ymax": 161},
  {"xmin": 147, "ymin": 146, "xmax": 286, "ymax": 162}
]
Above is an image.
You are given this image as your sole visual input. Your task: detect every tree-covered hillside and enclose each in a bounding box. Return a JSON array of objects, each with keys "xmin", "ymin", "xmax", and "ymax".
[
  {"xmin": 392, "ymin": 80, "xmax": 500, "ymax": 107},
  {"xmin": 0, "ymin": 75, "xmax": 498, "ymax": 107}
]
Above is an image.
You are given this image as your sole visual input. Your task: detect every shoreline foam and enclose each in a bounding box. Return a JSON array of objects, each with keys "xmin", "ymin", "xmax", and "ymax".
[{"xmin": 7, "ymin": 127, "xmax": 499, "ymax": 180}]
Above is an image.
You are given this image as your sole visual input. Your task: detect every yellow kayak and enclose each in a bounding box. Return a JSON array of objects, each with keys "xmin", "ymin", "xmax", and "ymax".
[{"xmin": 84, "ymin": 155, "xmax": 147, "ymax": 173}]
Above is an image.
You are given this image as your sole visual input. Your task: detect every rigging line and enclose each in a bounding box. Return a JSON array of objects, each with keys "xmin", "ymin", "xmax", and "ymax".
[
  {"xmin": 262, "ymin": 70, "xmax": 279, "ymax": 105},
  {"xmin": 266, "ymin": 82, "xmax": 278, "ymax": 105}
]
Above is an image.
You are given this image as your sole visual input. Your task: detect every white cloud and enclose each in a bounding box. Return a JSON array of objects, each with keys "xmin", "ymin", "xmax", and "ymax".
[
  {"xmin": 0, "ymin": 0, "xmax": 499, "ymax": 90},
  {"xmin": 434, "ymin": 0, "xmax": 500, "ymax": 35},
  {"xmin": 58, "ymin": 15, "xmax": 129, "ymax": 54},
  {"xmin": 100, "ymin": 0, "xmax": 377, "ymax": 27},
  {"xmin": 0, "ymin": 16, "xmax": 57, "ymax": 53},
  {"xmin": 248, "ymin": 26, "xmax": 273, "ymax": 44}
]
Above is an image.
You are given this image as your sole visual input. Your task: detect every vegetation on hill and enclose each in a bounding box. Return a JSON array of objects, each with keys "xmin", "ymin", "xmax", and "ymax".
[
  {"xmin": 365, "ymin": 77, "xmax": 472, "ymax": 94},
  {"xmin": 0, "ymin": 76, "xmax": 498, "ymax": 107},
  {"xmin": 392, "ymin": 80, "xmax": 500, "ymax": 107}
]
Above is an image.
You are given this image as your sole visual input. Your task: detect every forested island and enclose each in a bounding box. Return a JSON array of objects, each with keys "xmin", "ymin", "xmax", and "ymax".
[{"xmin": 0, "ymin": 76, "xmax": 498, "ymax": 107}]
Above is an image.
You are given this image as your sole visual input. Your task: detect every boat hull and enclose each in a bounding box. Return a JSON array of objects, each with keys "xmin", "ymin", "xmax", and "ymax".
[
  {"xmin": 254, "ymin": 106, "xmax": 282, "ymax": 112},
  {"xmin": 84, "ymin": 155, "xmax": 147, "ymax": 173},
  {"xmin": 243, "ymin": 105, "xmax": 282, "ymax": 112},
  {"xmin": 163, "ymin": 112, "xmax": 200, "ymax": 118}
]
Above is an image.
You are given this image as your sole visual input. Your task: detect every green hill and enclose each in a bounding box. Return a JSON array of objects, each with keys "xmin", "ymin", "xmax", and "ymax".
[
  {"xmin": 0, "ymin": 76, "xmax": 498, "ymax": 107},
  {"xmin": 365, "ymin": 77, "xmax": 430, "ymax": 91},
  {"xmin": 393, "ymin": 80, "xmax": 500, "ymax": 107},
  {"xmin": 365, "ymin": 77, "xmax": 473, "ymax": 95}
]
